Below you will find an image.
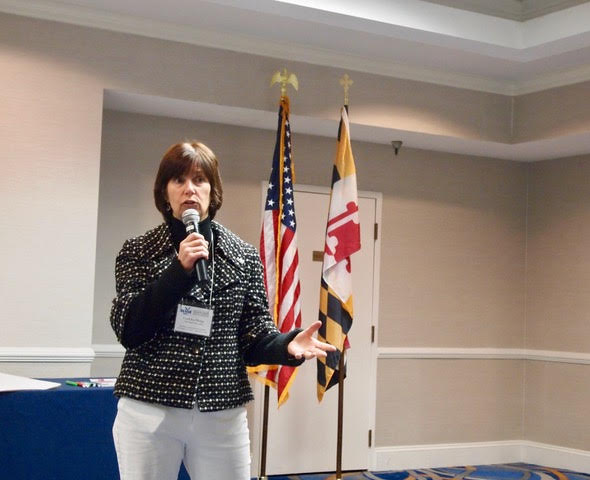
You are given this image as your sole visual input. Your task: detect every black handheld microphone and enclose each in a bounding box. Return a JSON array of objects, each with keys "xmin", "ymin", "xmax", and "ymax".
[{"xmin": 181, "ymin": 208, "xmax": 209, "ymax": 284}]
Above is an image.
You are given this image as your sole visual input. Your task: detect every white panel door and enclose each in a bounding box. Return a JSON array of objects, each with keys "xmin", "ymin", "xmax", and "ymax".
[{"xmin": 251, "ymin": 186, "xmax": 378, "ymax": 476}]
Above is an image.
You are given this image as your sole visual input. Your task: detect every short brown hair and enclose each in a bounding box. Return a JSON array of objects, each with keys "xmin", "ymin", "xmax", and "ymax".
[{"xmin": 154, "ymin": 141, "xmax": 223, "ymax": 220}]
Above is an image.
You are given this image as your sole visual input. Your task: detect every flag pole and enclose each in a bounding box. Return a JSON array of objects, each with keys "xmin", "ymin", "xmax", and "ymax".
[
  {"xmin": 258, "ymin": 68, "xmax": 299, "ymax": 480},
  {"xmin": 335, "ymin": 73, "xmax": 353, "ymax": 480},
  {"xmin": 259, "ymin": 384, "xmax": 270, "ymax": 480},
  {"xmin": 336, "ymin": 352, "xmax": 345, "ymax": 480}
]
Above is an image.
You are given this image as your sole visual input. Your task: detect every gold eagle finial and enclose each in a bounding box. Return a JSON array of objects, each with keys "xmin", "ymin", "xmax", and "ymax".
[{"xmin": 270, "ymin": 68, "xmax": 299, "ymax": 98}]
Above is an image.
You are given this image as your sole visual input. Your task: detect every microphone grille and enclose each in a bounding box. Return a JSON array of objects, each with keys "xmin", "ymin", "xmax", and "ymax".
[{"xmin": 181, "ymin": 208, "xmax": 200, "ymax": 225}]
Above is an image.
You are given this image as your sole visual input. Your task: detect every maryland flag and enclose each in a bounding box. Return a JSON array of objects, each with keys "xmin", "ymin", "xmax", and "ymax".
[
  {"xmin": 250, "ymin": 96, "xmax": 302, "ymax": 407},
  {"xmin": 317, "ymin": 106, "xmax": 361, "ymax": 402}
]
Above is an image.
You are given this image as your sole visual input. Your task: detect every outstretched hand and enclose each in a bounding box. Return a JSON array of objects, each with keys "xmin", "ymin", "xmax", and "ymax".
[{"xmin": 287, "ymin": 321, "xmax": 337, "ymax": 360}]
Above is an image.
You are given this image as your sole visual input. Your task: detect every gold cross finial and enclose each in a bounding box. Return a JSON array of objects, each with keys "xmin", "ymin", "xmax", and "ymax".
[
  {"xmin": 270, "ymin": 68, "xmax": 299, "ymax": 98},
  {"xmin": 339, "ymin": 74, "xmax": 353, "ymax": 105}
]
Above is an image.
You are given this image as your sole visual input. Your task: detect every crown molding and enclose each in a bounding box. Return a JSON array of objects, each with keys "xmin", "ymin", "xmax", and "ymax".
[
  {"xmin": 421, "ymin": 0, "xmax": 523, "ymax": 21},
  {"xmin": 512, "ymin": 63, "xmax": 590, "ymax": 95},
  {"xmin": 104, "ymin": 89, "xmax": 590, "ymax": 162},
  {"xmin": 0, "ymin": 0, "xmax": 510, "ymax": 95},
  {"xmin": 521, "ymin": 0, "xmax": 590, "ymax": 20},
  {"xmin": 3, "ymin": 0, "xmax": 590, "ymax": 95},
  {"xmin": 422, "ymin": 0, "xmax": 590, "ymax": 22}
]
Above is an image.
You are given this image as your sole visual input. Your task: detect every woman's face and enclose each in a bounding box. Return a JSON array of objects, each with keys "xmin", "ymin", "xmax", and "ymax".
[{"xmin": 166, "ymin": 166, "xmax": 211, "ymax": 221}]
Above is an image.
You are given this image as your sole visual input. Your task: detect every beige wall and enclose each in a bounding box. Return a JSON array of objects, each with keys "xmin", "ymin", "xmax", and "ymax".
[
  {"xmin": 94, "ymin": 111, "xmax": 281, "ymax": 346},
  {"xmin": 0, "ymin": 17, "xmax": 104, "ymax": 355},
  {"xmin": 513, "ymin": 82, "xmax": 590, "ymax": 142},
  {"xmin": 377, "ymin": 154, "xmax": 527, "ymax": 348},
  {"xmin": 0, "ymin": 13, "xmax": 513, "ymax": 143},
  {"xmin": 524, "ymin": 361, "xmax": 590, "ymax": 451},
  {"xmin": 96, "ymin": 110, "xmax": 528, "ymax": 448},
  {"xmin": 524, "ymin": 156, "xmax": 590, "ymax": 451},
  {"xmin": 0, "ymin": 10, "xmax": 518, "ymax": 358},
  {"xmin": 1, "ymin": 8, "xmax": 590, "ymax": 457},
  {"xmin": 526, "ymin": 156, "xmax": 590, "ymax": 352},
  {"xmin": 377, "ymin": 359, "xmax": 524, "ymax": 445}
]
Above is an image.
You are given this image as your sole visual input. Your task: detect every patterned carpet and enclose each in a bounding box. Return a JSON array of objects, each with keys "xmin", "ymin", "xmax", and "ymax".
[{"xmin": 265, "ymin": 463, "xmax": 590, "ymax": 480}]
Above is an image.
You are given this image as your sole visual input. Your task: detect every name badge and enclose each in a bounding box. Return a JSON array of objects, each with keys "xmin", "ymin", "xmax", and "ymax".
[{"xmin": 174, "ymin": 303, "xmax": 213, "ymax": 337}]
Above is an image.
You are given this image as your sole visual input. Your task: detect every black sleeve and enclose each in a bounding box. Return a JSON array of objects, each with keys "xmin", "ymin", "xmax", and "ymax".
[
  {"xmin": 122, "ymin": 257, "xmax": 196, "ymax": 348},
  {"xmin": 243, "ymin": 329, "xmax": 305, "ymax": 367},
  {"xmin": 110, "ymin": 236, "xmax": 197, "ymax": 349}
]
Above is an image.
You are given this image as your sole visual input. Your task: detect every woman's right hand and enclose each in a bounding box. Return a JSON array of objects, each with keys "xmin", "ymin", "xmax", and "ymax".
[{"xmin": 177, "ymin": 233, "xmax": 209, "ymax": 273}]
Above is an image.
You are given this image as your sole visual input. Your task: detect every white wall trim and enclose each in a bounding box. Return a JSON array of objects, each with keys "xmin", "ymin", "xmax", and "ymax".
[
  {"xmin": 92, "ymin": 343, "xmax": 125, "ymax": 358},
  {"xmin": 0, "ymin": 347, "xmax": 95, "ymax": 363},
  {"xmin": 524, "ymin": 349, "xmax": 590, "ymax": 364},
  {"xmin": 373, "ymin": 440, "xmax": 590, "ymax": 472},
  {"xmin": 378, "ymin": 347, "xmax": 590, "ymax": 365},
  {"xmin": 373, "ymin": 440, "xmax": 523, "ymax": 470},
  {"xmin": 2, "ymin": 346, "xmax": 588, "ymax": 364},
  {"xmin": 523, "ymin": 441, "xmax": 590, "ymax": 473},
  {"xmin": 0, "ymin": 345, "xmax": 125, "ymax": 362}
]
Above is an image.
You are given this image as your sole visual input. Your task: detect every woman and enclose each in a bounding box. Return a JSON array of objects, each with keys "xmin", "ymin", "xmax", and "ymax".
[{"xmin": 110, "ymin": 141, "xmax": 335, "ymax": 480}]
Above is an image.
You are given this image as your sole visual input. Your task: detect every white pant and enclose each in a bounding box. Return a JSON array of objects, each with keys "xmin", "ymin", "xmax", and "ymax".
[{"xmin": 113, "ymin": 397, "xmax": 251, "ymax": 480}]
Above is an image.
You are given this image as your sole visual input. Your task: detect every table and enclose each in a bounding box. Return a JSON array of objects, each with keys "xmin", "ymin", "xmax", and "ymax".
[{"xmin": 0, "ymin": 378, "xmax": 190, "ymax": 480}]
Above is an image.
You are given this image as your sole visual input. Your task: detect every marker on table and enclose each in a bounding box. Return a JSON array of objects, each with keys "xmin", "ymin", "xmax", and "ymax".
[{"xmin": 66, "ymin": 380, "xmax": 101, "ymax": 388}]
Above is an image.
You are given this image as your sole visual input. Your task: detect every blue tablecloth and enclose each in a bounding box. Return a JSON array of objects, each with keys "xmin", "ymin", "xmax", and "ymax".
[{"xmin": 0, "ymin": 378, "xmax": 190, "ymax": 480}]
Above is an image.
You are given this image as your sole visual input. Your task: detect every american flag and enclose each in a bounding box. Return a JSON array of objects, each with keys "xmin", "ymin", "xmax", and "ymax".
[{"xmin": 257, "ymin": 96, "xmax": 302, "ymax": 407}]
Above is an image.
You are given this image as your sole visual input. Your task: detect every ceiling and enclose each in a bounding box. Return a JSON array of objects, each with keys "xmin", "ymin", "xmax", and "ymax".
[
  {"xmin": 423, "ymin": 0, "xmax": 590, "ymax": 21},
  {"xmin": 6, "ymin": 0, "xmax": 590, "ymax": 94},
  {"xmin": 4, "ymin": 0, "xmax": 590, "ymax": 160}
]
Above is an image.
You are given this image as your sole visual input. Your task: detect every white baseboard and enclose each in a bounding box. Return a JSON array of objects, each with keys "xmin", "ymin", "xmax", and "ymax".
[
  {"xmin": 523, "ymin": 441, "xmax": 590, "ymax": 473},
  {"xmin": 373, "ymin": 441, "xmax": 523, "ymax": 470},
  {"xmin": 374, "ymin": 441, "xmax": 590, "ymax": 473}
]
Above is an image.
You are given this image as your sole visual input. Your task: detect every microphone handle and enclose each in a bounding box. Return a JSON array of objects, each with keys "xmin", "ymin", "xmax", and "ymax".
[
  {"xmin": 186, "ymin": 221, "xmax": 209, "ymax": 284},
  {"xmin": 194, "ymin": 258, "xmax": 209, "ymax": 284}
]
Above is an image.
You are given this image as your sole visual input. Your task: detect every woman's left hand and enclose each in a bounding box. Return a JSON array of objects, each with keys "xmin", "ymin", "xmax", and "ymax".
[{"xmin": 287, "ymin": 321, "xmax": 337, "ymax": 360}]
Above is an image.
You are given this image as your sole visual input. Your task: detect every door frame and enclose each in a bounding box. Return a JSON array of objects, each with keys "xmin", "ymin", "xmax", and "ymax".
[{"xmin": 249, "ymin": 182, "xmax": 382, "ymax": 475}]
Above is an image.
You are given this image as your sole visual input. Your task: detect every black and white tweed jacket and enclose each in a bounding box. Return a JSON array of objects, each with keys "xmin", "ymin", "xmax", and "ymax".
[{"xmin": 110, "ymin": 221, "xmax": 299, "ymax": 411}]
